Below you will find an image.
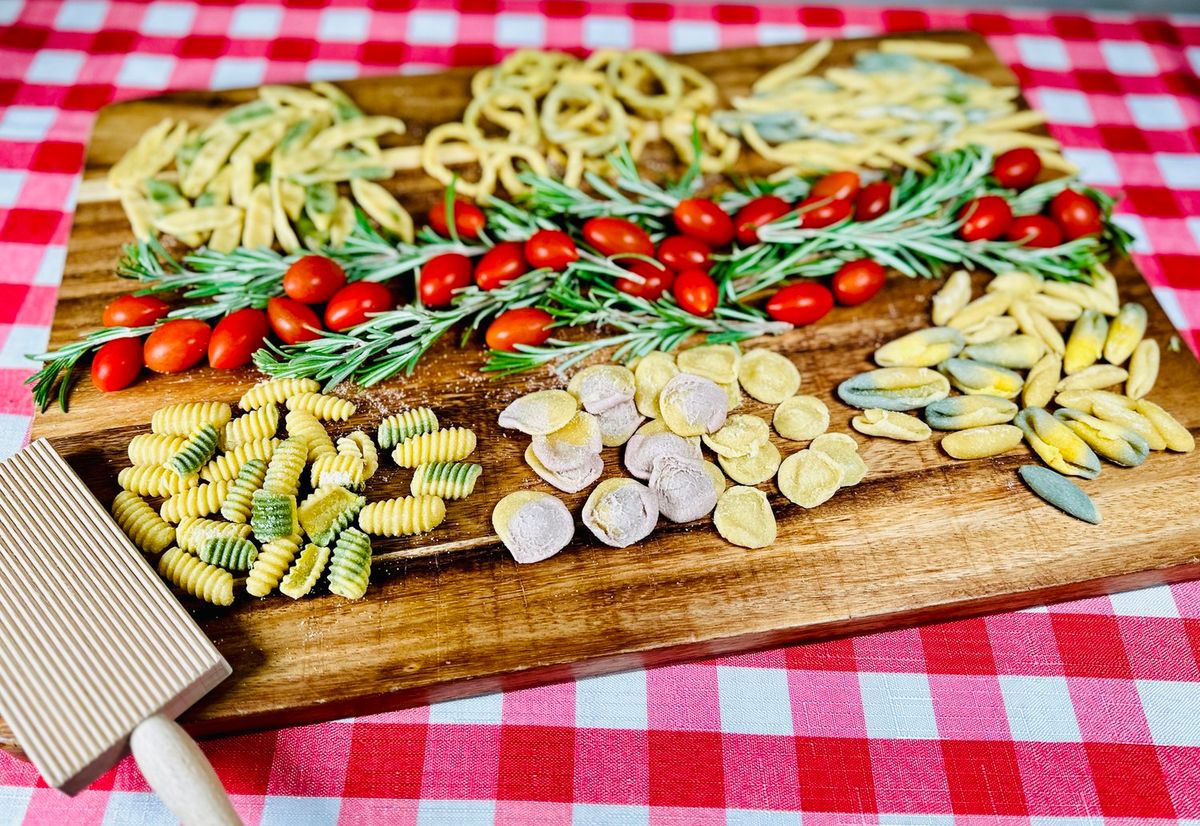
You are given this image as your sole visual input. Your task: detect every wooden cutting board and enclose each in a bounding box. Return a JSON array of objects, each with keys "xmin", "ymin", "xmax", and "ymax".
[{"xmin": 7, "ymin": 31, "xmax": 1200, "ymax": 757}]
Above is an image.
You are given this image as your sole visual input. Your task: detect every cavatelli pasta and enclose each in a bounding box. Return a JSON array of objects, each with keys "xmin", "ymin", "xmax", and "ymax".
[
  {"xmin": 166, "ymin": 424, "xmax": 219, "ymax": 476},
  {"xmin": 262, "ymin": 437, "xmax": 307, "ymax": 495},
  {"xmin": 118, "ymin": 465, "xmax": 199, "ymax": 497},
  {"xmin": 176, "ymin": 516, "xmax": 251, "ymax": 553},
  {"xmin": 158, "ymin": 547, "xmax": 234, "ymax": 606},
  {"xmin": 223, "ymin": 404, "xmax": 280, "ymax": 450},
  {"xmin": 201, "ymin": 438, "xmax": 277, "ymax": 482},
  {"xmin": 299, "ymin": 485, "xmax": 365, "ymax": 546},
  {"xmin": 127, "ymin": 433, "xmax": 186, "ymax": 466},
  {"xmin": 359, "ymin": 495, "xmax": 446, "ymax": 536},
  {"xmin": 410, "ymin": 462, "xmax": 482, "ymax": 500},
  {"xmin": 280, "ymin": 543, "xmax": 331, "ymax": 599},
  {"xmin": 239, "ymin": 377, "xmax": 320, "ymax": 410},
  {"xmin": 220, "ymin": 458, "xmax": 267, "ymax": 523},
  {"xmin": 199, "ymin": 535, "xmax": 258, "ymax": 571},
  {"xmin": 285, "ymin": 409, "xmax": 335, "ymax": 461},
  {"xmin": 328, "ymin": 528, "xmax": 371, "ymax": 600},
  {"xmin": 286, "ymin": 392, "xmax": 356, "ymax": 422},
  {"xmin": 391, "ymin": 427, "xmax": 476, "ymax": 468},
  {"xmin": 251, "ymin": 490, "xmax": 298, "ymax": 542},
  {"xmin": 159, "ymin": 480, "xmax": 230, "ymax": 523},
  {"xmin": 343, "ymin": 431, "xmax": 378, "ymax": 479},
  {"xmin": 310, "ymin": 453, "xmax": 364, "ymax": 491},
  {"xmin": 378, "ymin": 407, "xmax": 438, "ymax": 449},
  {"xmin": 111, "ymin": 491, "xmax": 174, "ymax": 554},
  {"xmin": 151, "ymin": 402, "xmax": 232, "ymax": 436},
  {"xmin": 246, "ymin": 533, "xmax": 303, "ymax": 597}
]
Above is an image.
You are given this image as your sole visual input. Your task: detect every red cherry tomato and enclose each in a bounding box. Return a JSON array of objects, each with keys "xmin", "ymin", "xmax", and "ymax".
[
  {"xmin": 524, "ymin": 229, "xmax": 579, "ymax": 271},
  {"xmin": 474, "ymin": 241, "xmax": 528, "ymax": 290},
  {"xmin": 1049, "ymin": 189, "xmax": 1103, "ymax": 240},
  {"xmin": 268, "ymin": 297, "xmax": 323, "ymax": 344},
  {"xmin": 656, "ymin": 235, "xmax": 712, "ymax": 272},
  {"xmin": 766, "ymin": 282, "xmax": 834, "ymax": 326},
  {"xmin": 615, "ymin": 261, "xmax": 674, "ymax": 301},
  {"xmin": 855, "ymin": 181, "xmax": 894, "ymax": 222},
  {"xmin": 1006, "ymin": 215, "xmax": 1063, "ymax": 248},
  {"xmin": 672, "ymin": 269, "xmax": 719, "ymax": 317},
  {"xmin": 993, "ymin": 147, "xmax": 1042, "ymax": 190},
  {"xmin": 831, "ymin": 258, "xmax": 886, "ymax": 306},
  {"xmin": 102, "ymin": 294, "xmax": 170, "ymax": 328},
  {"xmin": 582, "ymin": 216, "xmax": 654, "ymax": 258},
  {"xmin": 957, "ymin": 195, "xmax": 1013, "ymax": 242},
  {"xmin": 91, "ymin": 337, "xmax": 143, "ymax": 392},
  {"xmin": 733, "ymin": 196, "xmax": 791, "ymax": 245},
  {"xmin": 419, "ymin": 253, "xmax": 473, "ymax": 309},
  {"xmin": 796, "ymin": 195, "xmax": 853, "ymax": 229},
  {"xmin": 673, "ymin": 198, "xmax": 735, "ymax": 247},
  {"xmin": 324, "ymin": 282, "xmax": 393, "ymax": 331},
  {"xmin": 428, "ymin": 197, "xmax": 486, "ymax": 240},
  {"xmin": 485, "ymin": 307, "xmax": 553, "ymax": 352},
  {"xmin": 810, "ymin": 170, "xmax": 861, "ymax": 202},
  {"xmin": 143, "ymin": 318, "xmax": 211, "ymax": 374},
  {"xmin": 282, "ymin": 255, "xmax": 346, "ymax": 304},
  {"xmin": 208, "ymin": 308, "xmax": 269, "ymax": 369}
]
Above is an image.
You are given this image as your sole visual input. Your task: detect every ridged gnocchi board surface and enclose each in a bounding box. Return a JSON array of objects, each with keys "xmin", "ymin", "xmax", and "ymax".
[{"xmin": 12, "ymin": 31, "xmax": 1200, "ymax": 756}]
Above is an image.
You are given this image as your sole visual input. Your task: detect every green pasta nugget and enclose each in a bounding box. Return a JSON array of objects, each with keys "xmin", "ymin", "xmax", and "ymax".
[
  {"xmin": 410, "ymin": 462, "xmax": 482, "ymax": 500},
  {"xmin": 328, "ymin": 528, "xmax": 372, "ymax": 600},
  {"xmin": 165, "ymin": 424, "xmax": 219, "ymax": 476},
  {"xmin": 378, "ymin": 407, "xmax": 438, "ymax": 448},
  {"xmin": 280, "ymin": 543, "xmax": 331, "ymax": 599},
  {"xmin": 251, "ymin": 490, "xmax": 298, "ymax": 543},
  {"xmin": 299, "ymin": 485, "xmax": 366, "ymax": 547},
  {"xmin": 199, "ymin": 535, "xmax": 259, "ymax": 571}
]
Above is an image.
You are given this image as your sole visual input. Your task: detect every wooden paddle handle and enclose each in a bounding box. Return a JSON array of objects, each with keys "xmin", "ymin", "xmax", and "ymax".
[{"xmin": 129, "ymin": 714, "xmax": 241, "ymax": 826}]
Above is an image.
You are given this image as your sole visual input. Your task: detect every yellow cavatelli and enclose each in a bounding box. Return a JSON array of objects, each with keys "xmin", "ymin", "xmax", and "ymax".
[
  {"xmin": 1056, "ymin": 364, "xmax": 1128, "ymax": 393},
  {"xmin": 359, "ymin": 495, "xmax": 446, "ymax": 536},
  {"xmin": 1135, "ymin": 400, "xmax": 1195, "ymax": 453},
  {"xmin": 930, "ymin": 269, "xmax": 971, "ymax": 326},
  {"xmin": 1009, "ymin": 300, "xmax": 1065, "ymax": 355},
  {"xmin": 946, "ymin": 291, "xmax": 1013, "ymax": 331},
  {"xmin": 239, "ymin": 377, "xmax": 321, "ymax": 410},
  {"xmin": 1054, "ymin": 389, "xmax": 1132, "ymax": 416},
  {"xmin": 246, "ymin": 533, "xmax": 303, "ymax": 597},
  {"xmin": 158, "ymin": 547, "xmax": 234, "ymax": 606},
  {"xmin": 1023, "ymin": 352, "xmax": 1062, "ymax": 409},
  {"xmin": 940, "ymin": 358, "xmax": 1023, "ymax": 399},
  {"xmin": 1103, "ymin": 303, "xmax": 1147, "ymax": 366},
  {"xmin": 1091, "ymin": 264, "xmax": 1121, "ymax": 309},
  {"xmin": 851, "ymin": 408, "xmax": 931, "ymax": 442},
  {"xmin": 986, "ymin": 270, "xmax": 1042, "ymax": 296},
  {"xmin": 1041, "ymin": 280, "xmax": 1119, "ymax": 317},
  {"xmin": 118, "ymin": 464, "xmax": 199, "ymax": 498},
  {"xmin": 873, "ymin": 327, "xmax": 965, "ymax": 368},
  {"xmin": 285, "ymin": 408, "xmax": 335, "ymax": 461},
  {"xmin": 328, "ymin": 528, "xmax": 372, "ymax": 600},
  {"xmin": 1090, "ymin": 396, "xmax": 1166, "ymax": 452},
  {"xmin": 961, "ymin": 335, "xmax": 1045, "ymax": 370},
  {"xmin": 1126, "ymin": 339, "xmax": 1159, "ymax": 400},
  {"xmin": 1064, "ymin": 310, "xmax": 1108, "ymax": 375},
  {"xmin": 159, "ymin": 481, "xmax": 230, "ymax": 523},
  {"xmin": 1027, "ymin": 292, "xmax": 1084, "ymax": 322},
  {"xmin": 176, "ymin": 516, "xmax": 251, "ymax": 554},
  {"xmin": 1054, "ymin": 408, "xmax": 1149, "ymax": 467},
  {"xmin": 411, "ymin": 462, "xmax": 483, "ymax": 499},
  {"xmin": 960, "ymin": 316, "xmax": 1020, "ymax": 345},
  {"xmin": 377, "ymin": 407, "xmax": 439, "ymax": 449},
  {"xmin": 940, "ymin": 425, "xmax": 1024, "ymax": 460},
  {"xmin": 310, "ymin": 452, "xmax": 365, "ymax": 491},
  {"xmin": 391, "ymin": 427, "xmax": 477, "ymax": 468},
  {"xmin": 151, "ymin": 402, "xmax": 232, "ymax": 436},
  {"xmin": 262, "ymin": 437, "xmax": 307, "ymax": 495},
  {"xmin": 279, "ymin": 543, "xmax": 331, "ymax": 599},
  {"xmin": 286, "ymin": 392, "xmax": 356, "ymax": 421},
  {"xmin": 924, "ymin": 395, "xmax": 1018, "ymax": 430},
  {"xmin": 201, "ymin": 438, "xmax": 277, "ymax": 482},
  {"xmin": 111, "ymin": 491, "xmax": 174, "ymax": 554},
  {"xmin": 165, "ymin": 423, "xmax": 220, "ymax": 476},
  {"xmin": 127, "ymin": 433, "xmax": 186, "ymax": 466},
  {"xmin": 220, "ymin": 458, "xmax": 267, "ymax": 523},
  {"xmin": 341, "ymin": 432, "xmax": 379, "ymax": 479},
  {"xmin": 223, "ymin": 404, "xmax": 280, "ymax": 450},
  {"xmin": 1014, "ymin": 407, "xmax": 1101, "ymax": 478}
]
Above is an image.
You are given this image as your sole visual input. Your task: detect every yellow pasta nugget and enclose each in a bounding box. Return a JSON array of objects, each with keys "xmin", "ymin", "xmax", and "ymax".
[
  {"xmin": 287, "ymin": 392, "xmax": 356, "ymax": 421},
  {"xmin": 111, "ymin": 491, "xmax": 174, "ymax": 554},
  {"xmin": 158, "ymin": 547, "xmax": 234, "ymax": 607},
  {"xmin": 392, "ymin": 427, "xmax": 477, "ymax": 468},
  {"xmin": 359, "ymin": 495, "xmax": 446, "ymax": 536},
  {"xmin": 151, "ymin": 402, "xmax": 232, "ymax": 436},
  {"xmin": 239, "ymin": 377, "xmax": 320, "ymax": 410}
]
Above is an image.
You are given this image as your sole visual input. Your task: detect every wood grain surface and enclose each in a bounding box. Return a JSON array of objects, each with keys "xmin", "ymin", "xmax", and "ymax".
[{"xmin": 7, "ymin": 31, "xmax": 1200, "ymax": 756}]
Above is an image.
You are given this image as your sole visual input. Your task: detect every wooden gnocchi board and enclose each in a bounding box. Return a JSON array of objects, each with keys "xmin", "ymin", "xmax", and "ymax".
[{"xmin": 8, "ymin": 31, "xmax": 1200, "ymax": 757}]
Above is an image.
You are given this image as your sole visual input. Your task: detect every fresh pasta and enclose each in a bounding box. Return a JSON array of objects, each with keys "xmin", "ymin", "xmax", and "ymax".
[
  {"xmin": 220, "ymin": 458, "xmax": 267, "ymax": 524},
  {"xmin": 299, "ymin": 485, "xmax": 366, "ymax": 547},
  {"xmin": 151, "ymin": 402, "xmax": 231, "ymax": 436},
  {"xmin": 286, "ymin": 392, "xmax": 356, "ymax": 422},
  {"xmin": 251, "ymin": 490, "xmax": 299, "ymax": 543},
  {"xmin": 328, "ymin": 528, "xmax": 371, "ymax": 600},
  {"xmin": 279, "ymin": 543, "xmax": 331, "ymax": 599},
  {"xmin": 359, "ymin": 495, "xmax": 446, "ymax": 536},
  {"xmin": 339, "ymin": 432, "xmax": 378, "ymax": 479},
  {"xmin": 246, "ymin": 533, "xmax": 303, "ymax": 598},
  {"xmin": 391, "ymin": 427, "xmax": 477, "ymax": 468},
  {"xmin": 310, "ymin": 452, "xmax": 365, "ymax": 491},
  {"xmin": 176, "ymin": 516, "xmax": 251, "ymax": 553},
  {"xmin": 239, "ymin": 377, "xmax": 320, "ymax": 410},
  {"xmin": 118, "ymin": 464, "xmax": 198, "ymax": 498},
  {"xmin": 158, "ymin": 547, "xmax": 234, "ymax": 606},
  {"xmin": 201, "ymin": 438, "xmax": 277, "ymax": 482},
  {"xmin": 262, "ymin": 437, "xmax": 307, "ymax": 495},
  {"xmin": 285, "ymin": 409, "xmax": 335, "ymax": 461},
  {"xmin": 166, "ymin": 424, "xmax": 220, "ymax": 476},
  {"xmin": 127, "ymin": 433, "xmax": 186, "ymax": 466},
  {"xmin": 159, "ymin": 481, "xmax": 230, "ymax": 523},
  {"xmin": 223, "ymin": 404, "xmax": 280, "ymax": 450},
  {"xmin": 199, "ymin": 535, "xmax": 258, "ymax": 571},
  {"xmin": 378, "ymin": 407, "xmax": 439, "ymax": 449},
  {"xmin": 410, "ymin": 462, "xmax": 482, "ymax": 500},
  {"xmin": 111, "ymin": 491, "xmax": 175, "ymax": 554}
]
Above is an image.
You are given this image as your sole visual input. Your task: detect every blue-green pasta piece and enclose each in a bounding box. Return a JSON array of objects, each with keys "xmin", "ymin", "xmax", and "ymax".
[
  {"xmin": 410, "ymin": 462, "xmax": 482, "ymax": 500},
  {"xmin": 166, "ymin": 423, "xmax": 220, "ymax": 476},
  {"xmin": 251, "ymin": 490, "xmax": 298, "ymax": 543},
  {"xmin": 924, "ymin": 395, "xmax": 1018, "ymax": 431},
  {"xmin": 328, "ymin": 528, "xmax": 372, "ymax": 600},
  {"xmin": 378, "ymin": 407, "xmax": 439, "ymax": 449},
  {"xmin": 939, "ymin": 358, "xmax": 1023, "ymax": 399},
  {"xmin": 199, "ymin": 535, "xmax": 259, "ymax": 571},
  {"xmin": 1018, "ymin": 465, "xmax": 1101, "ymax": 524},
  {"xmin": 836, "ymin": 367, "xmax": 950, "ymax": 412}
]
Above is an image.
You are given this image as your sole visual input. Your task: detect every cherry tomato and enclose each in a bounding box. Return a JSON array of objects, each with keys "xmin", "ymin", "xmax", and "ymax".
[
  {"xmin": 268, "ymin": 297, "xmax": 323, "ymax": 344},
  {"xmin": 831, "ymin": 258, "xmax": 886, "ymax": 306},
  {"xmin": 485, "ymin": 307, "xmax": 553, "ymax": 352},
  {"xmin": 673, "ymin": 198, "xmax": 735, "ymax": 247},
  {"xmin": 993, "ymin": 147, "xmax": 1042, "ymax": 190},
  {"xmin": 208, "ymin": 308, "xmax": 269, "ymax": 369},
  {"xmin": 1006, "ymin": 214, "xmax": 1063, "ymax": 248},
  {"xmin": 796, "ymin": 195, "xmax": 853, "ymax": 229},
  {"xmin": 615, "ymin": 261, "xmax": 673, "ymax": 301},
  {"xmin": 1049, "ymin": 189, "xmax": 1103, "ymax": 240},
  {"xmin": 524, "ymin": 229, "xmax": 579, "ymax": 271},
  {"xmin": 657, "ymin": 235, "xmax": 712, "ymax": 272},
  {"xmin": 102, "ymin": 294, "xmax": 170, "ymax": 328},
  {"xmin": 324, "ymin": 282, "xmax": 393, "ymax": 331},
  {"xmin": 474, "ymin": 241, "xmax": 528, "ymax": 291},
  {"xmin": 91, "ymin": 337, "xmax": 143, "ymax": 392},
  {"xmin": 282, "ymin": 255, "xmax": 346, "ymax": 304},
  {"xmin": 810, "ymin": 170, "xmax": 861, "ymax": 202},
  {"xmin": 143, "ymin": 318, "xmax": 211, "ymax": 374},
  {"xmin": 419, "ymin": 253, "xmax": 473, "ymax": 309},
  {"xmin": 428, "ymin": 197, "xmax": 486, "ymax": 240},
  {"xmin": 957, "ymin": 195, "xmax": 1013, "ymax": 242},
  {"xmin": 855, "ymin": 181, "xmax": 893, "ymax": 222},
  {"xmin": 733, "ymin": 196, "xmax": 791, "ymax": 245},
  {"xmin": 766, "ymin": 282, "xmax": 834, "ymax": 326},
  {"xmin": 672, "ymin": 269, "xmax": 719, "ymax": 317},
  {"xmin": 582, "ymin": 216, "xmax": 654, "ymax": 258}
]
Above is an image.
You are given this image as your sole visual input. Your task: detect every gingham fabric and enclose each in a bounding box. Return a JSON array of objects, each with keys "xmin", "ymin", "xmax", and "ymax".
[{"xmin": 1, "ymin": 1, "xmax": 1198, "ymax": 823}]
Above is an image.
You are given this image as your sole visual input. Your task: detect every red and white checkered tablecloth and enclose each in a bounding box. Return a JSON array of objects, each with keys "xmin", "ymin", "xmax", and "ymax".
[{"xmin": 1, "ymin": 1, "xmax": 1199, "ymax": 823}]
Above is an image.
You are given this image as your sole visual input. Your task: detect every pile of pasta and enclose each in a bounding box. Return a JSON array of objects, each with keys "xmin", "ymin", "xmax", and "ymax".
[
  {"xmin": 715, "ymin": 39, "xmax": 1070, "ymax": 179},
  {"xmin": 108, "ymin": 83, "xmax": 413, "ymax": 253},
  {"xmin": 422, "ymin": 48, "xmax": 732, "ymax": 197},
  {"xmin": 110, "ymin": 379, "xmax": 482, "ymax": 607}
]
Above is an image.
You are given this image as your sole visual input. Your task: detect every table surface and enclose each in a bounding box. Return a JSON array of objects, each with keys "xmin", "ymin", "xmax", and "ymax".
[{"xmin": 1, "ymin": 1, "xmax": 1198, "ymax": 824}]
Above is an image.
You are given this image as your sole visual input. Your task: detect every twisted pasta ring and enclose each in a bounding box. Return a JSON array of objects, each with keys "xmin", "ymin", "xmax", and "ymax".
[
  {"xmin": 420, "ymin": 123, "xmax": 497, "ymax": 199},
  {"xmin": 463, "ymin": 85, "xmax": 540, "ymax": 147}
]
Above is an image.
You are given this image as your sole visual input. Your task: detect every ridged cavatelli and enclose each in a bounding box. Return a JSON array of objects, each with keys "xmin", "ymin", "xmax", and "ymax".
[
  {"xmin": 285, "ymin": 409, "xmax": 335, "ymax": 461},
  {"xmin": 391, "ymin": 427, "xmax": 477, "ymax": 468},
  {"xmin": 328, "ymin": 528, "xmax": 371, "ymax": 600},
  {"xmin": 262, "ymin": 437, "xmax": 307, "ymax": 495},
  {"xmin": 341, "ymin": 431, "xmax": 378, "ymax": 479},
  {"xmin": 378, "ymin": 407, "xmax": 438, "ymax": 449},
  {"xmin": 223, "ymin": 403, "xmax": 280, "ymax": 450},
  {"xmin": 359, "ymin": 495, "xmax": 446, "ymax": 536},
  {"xmin": 128, "ymin": 433, "xmax": 186, "ymax": 466},
  {"xmin": 280, "ymin": 543, "xmax": 331, "ymax": 599},
  {"xmin": 201, "ymin": 438, "xmax": 277, "ymax": 482},
  {"xmin": 151, "ymin": 402, "xmax": 232, "ymax": 436},
  {"xmin": 158, "ymin": 547, "xmax": 234, "ymax": 606},
  {"xmin": 310, "ymin": 453, "xmax": 364, "ymax": 490},
  {"xmin": 118, "ymin": 465, "xmax": 199, "ymax": 497},
  {"xmin": 166, "ymin": 423, "xmax": 219, "ymax": 475},
  {"xmin": 160, "ymin": 481, "xmax": 230, "ymax": 523},
  {"xmin": 200, "ymin": 535, "xmax": 258, "ymax": 571},
  {"xmin": 176, "ymin": 516, "xmax": 251, "ymax": 553},
  {"xmin": 299, "ymin": 486, "xmax": 365, "ymax": 547},
  {"xmin": 246, "ymin": 533, "xmax": 303, "ymax": 597},
  {"xmin": 220, "ymin": 458, "xmax": 267, "ymax": 523},
  {"xmin": 410, "ymin": 462, "xmax": 482, "ymax": 500},
  {"xmin": 251, "ymin": 490, "xmax": 298, "ymax": 542},
  {"xmin": 111, "ymin": 490, "xmax": 174, "ymax": 553},
  {"xmin": 287, "ymin": 392, "xmax": 356, "ymax": 422},
  {"xmin": 239, "ymin": 377, "xmax": 320, "ymax": 410}
]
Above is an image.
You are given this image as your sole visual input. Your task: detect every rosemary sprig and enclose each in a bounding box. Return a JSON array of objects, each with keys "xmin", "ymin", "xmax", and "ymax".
[{"xmin": 26, "ymin": 324, "xmax": 156, "ymax": 412}]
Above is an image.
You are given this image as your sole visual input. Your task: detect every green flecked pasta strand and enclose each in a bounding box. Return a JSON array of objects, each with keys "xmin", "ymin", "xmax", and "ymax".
[
  {"xmin": 328, "ymin": 528, "xmax": 371, "ymax": 600},
  {"xmin": 377, "ymin": 407, "xmax": 438, "ymax": 449},
  {"xmin": 251, "ymin": 490, "xmax": 298, "ymax": 543},
  {"xmin": 410, "ymin": 462, "xmax": 482, "ymax": 500},
  {"xmin": 166, "ymin": 423, "xmax": 220, "ymax": 476},
  {"xmin": 220, "ymin": 458, "xmax": 267, "ymax": 523},
  {"xmin": 199, "ymin": 535, "xmax": 259, "ymax": 571}
]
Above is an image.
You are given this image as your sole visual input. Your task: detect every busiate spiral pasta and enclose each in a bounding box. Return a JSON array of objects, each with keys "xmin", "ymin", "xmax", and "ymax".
[{"xmin": 111, "ymin": 491, "xmax": 174, "ymax": 554}]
